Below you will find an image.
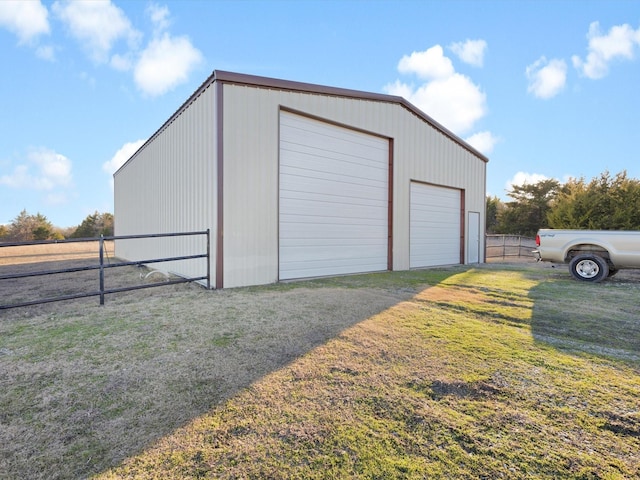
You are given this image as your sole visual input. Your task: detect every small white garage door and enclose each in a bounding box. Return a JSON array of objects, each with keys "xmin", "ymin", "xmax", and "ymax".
[
  {"xmin": 410, "ymin": 182, "xmax": 462, "ymax": 268},
  {"xmin": 279, "ymin": 112, "xmax": 389, "ymax": 280}
]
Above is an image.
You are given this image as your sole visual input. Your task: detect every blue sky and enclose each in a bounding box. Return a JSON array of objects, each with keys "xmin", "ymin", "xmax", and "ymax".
[{"xmin": 1, "ymin": 0, "xmax": 639, "ymax": 228}]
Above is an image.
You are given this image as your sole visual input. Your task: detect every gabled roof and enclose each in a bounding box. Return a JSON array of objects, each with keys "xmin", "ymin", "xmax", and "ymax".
[
  {"xmin": 210, "ymin": 70, "xmax": 487, "ymax": 162},
  {"xmin": 117, "ymin": 70, "xmax": 488, "ymax": 175}
]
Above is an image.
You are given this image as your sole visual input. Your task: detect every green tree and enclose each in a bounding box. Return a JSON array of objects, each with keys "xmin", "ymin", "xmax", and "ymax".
[
  {"xmin": 485, "ymin": 195, "xmax": 504, "ymax": 234},
  {"xmin": 7, "ymin": 210, "xmax": 55, "ymax": 242},
  {"xmin": 55, "ymin": 226, "xmax": 75, "ymax": 239},
  {"xmin": 498, "ymin": 179, "xmax": 560, "ymax": 237},
  {"xmin": 0, "ymin": 224, "xmax": 8, "ymax": 240},
  {"xmin": 71, "ymin": 212, "xmax": 114, "ymax": 238},
  {"xmin": 548, "ymin": 171, "xmax": 640, "ymax": 230}
]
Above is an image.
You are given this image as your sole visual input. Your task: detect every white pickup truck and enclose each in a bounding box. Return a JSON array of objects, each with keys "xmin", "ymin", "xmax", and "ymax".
[{"xmin": 534, "ymin": 229, "xmax": 640, "ymax": 282}]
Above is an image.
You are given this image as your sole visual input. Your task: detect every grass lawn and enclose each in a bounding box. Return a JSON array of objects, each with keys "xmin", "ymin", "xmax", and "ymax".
[{"xmin": 1, "ymin": 263, "xmax": 639, "ymax": 479}]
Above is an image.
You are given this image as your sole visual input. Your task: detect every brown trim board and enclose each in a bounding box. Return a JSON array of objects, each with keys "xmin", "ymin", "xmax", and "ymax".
[{"xmin": 215, "ymin": 80, "xmax": 224, "ymax": 288}]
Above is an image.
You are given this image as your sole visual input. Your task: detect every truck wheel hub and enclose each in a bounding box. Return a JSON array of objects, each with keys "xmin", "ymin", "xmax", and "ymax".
[{"xmin": 577, "ymin": 260, "xmax": 598, "ymax": 278}]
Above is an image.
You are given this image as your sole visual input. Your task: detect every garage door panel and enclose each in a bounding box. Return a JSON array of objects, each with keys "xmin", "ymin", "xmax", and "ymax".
[
  {"xmin": 280, "ymin": 154, "xmax": 387, "ymax": 184},
  {"xmin": 280, "ymin": 228, "xmax": 387, "ymax": 244},
  {"xmin": 410, "ymin": 182, "xmax": 461, "ymax": 268},
  {"xmin": 280, "ymin": 111, "xmax": 389, "ymax": 280},
  {"xmin": 280, "ymin": 237, "xmax": 387, "ymax": 248},
  {"xmin": 281, "ymin": 183, "xmax": 387, "ymax": 205},
  {"xmin": 281, "ymin": 120, "xmax": 387, "ymax": 162},
  {"xmin": 282, "ymin": 244, "xmax": 388, "ymax": 260},
  {"xmin": 280, "ymin": 218, "xmax": 386, "ymax": 240},
  {"xmin": 280, "ymin": 212, "xmax": 387, "ymax": 227},
  {"xmin": 281, "ymin": 137, "xmax": 387, "ymax": 166},
  {"xmin": 412, "ymin": 200, "xmax": 460, "ymax": 211},
  {"xmin": 280, "ymin": 222, "xmax": 387, "ymax": 238},
  {"xmin": 280, "ymin": 199, "xmax": 388, "ymax": 219},
  {"xmin": 281, "ymin": 254, "xmax": 388, "ymax": 279}
]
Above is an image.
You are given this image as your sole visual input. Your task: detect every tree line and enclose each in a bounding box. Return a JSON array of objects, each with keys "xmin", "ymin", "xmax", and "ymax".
[
  {"xmin": 0, "ymin": 210, "xmax": 113, "ymax": 242},
  {"xmin": 3, "ymin": 169, "xmax": 637, "ymax": 242},
  {"xmin": 487, "ymin": 170, "xmax": 640, "ymax": 237}
]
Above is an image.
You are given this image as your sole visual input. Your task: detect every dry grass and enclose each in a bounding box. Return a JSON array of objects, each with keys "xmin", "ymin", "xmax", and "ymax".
[
  {"xmin": 1, "ymin": 244, "xmax": 639, "ymax": 479},
  {"xmin": 0, "ymin": 240, "xmax": 165, "ymax": 311},
  {"xmin": 0, "ymin": 241, "xmax": 114, "ymax": 265}
]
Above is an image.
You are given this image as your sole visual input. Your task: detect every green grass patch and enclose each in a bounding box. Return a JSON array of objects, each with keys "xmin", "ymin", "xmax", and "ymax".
[
  {"xmin": 2, "ymin": 264, "xmax": 639, "ymax": 479},
  {"xmin": 92, "ymin": 265, "xmax": 639, "ymax": 480}
]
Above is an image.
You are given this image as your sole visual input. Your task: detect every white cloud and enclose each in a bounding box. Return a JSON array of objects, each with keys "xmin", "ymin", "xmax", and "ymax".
[
  {"xmin": 35, "ymin": 44, "xmax": 55, "ymax": 61},
  {"xmin": 398, "ymin": 45, "xmax": 455, "ymax": 80},
  {"xmin": 103, "ymin": 139, "xmax": 146, "ymax": 176},
  {"xmin": 386, "ymin": 73, "xmax": 486, "ymax": 134},
  {"xmin": 53, "ymin": 0, "xmax": 141, "ymax": 64},
  {"xmin": 130, "ymin": 5, "xmax": 203, "ymax": 96},
  {"xmin": 147, "ymin": 3, "xmax": 171, "ymax": 35},
  {"xmin": 0, "ymin": 147, "xmax": 72, "ymax": 191},
  {"xmin": 526, "ymin": 57, "xmax": 567, "ymax": 99},
  {"xmin": 506, "ymin": 172, "xmax": 549, "ymax": 192},
  {"xmin": 386, "ymin": 43, "xmax": 492, "ymax": 142},
  {"xmin": 450, "ymin": 39, "xmax": 487, "ymax": 67},
  {"xmin": 464, "ymin": 131, "xmax": 499, "ymax": 155},
  {"xmin": 0, "ymin": 0, "xmax": 50, "ymax": 44},
  {"xmin": 103, "ymin": 139, "xmax": 145, "ymax": 190},
  {"xmin": 110, "ymin": 52, "xmax": 134, "ymax": 71},
  {"xmin": 572, "ymin": 21, "xmax": 640, "ymax": 79},
  {"xmin": 134, "ymin": 33, "xmax": 203, "ymax": 96},
  {"xmin": 0, "ymin": 0, "xmax": 203, "ymax": 100},
  {"xmin": 383, "ymin": 79, "xmax": 414, "ymax": 100}
]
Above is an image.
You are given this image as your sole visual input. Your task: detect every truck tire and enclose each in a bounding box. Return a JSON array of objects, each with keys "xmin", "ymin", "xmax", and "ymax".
[{"xmin": 569, "ymin": 254, "xmax": 609, "ymax": 282}]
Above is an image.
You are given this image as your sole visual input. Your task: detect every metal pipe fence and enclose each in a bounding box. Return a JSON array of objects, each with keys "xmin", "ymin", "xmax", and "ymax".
[{"xmin": 0, "ymin": 230, "xmax": 209, "ymax": 310}]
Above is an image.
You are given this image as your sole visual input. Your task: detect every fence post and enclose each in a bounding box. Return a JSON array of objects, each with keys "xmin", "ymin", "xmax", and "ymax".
[
  {"xmin": 206, "ymin": 228, "xmax": 211, "ymax": 289},
  {"xmin": 99, "ymin": 235, "xmax": 105, "ymax": 305},
  {"xmin": 519, "ymin": 235, "xmax": 523, "ymax": 257}
]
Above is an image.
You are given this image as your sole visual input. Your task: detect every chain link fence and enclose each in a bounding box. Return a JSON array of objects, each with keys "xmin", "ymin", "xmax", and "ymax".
[{"xmin": 486, "ymin": 234, "xmax": 537, "ymax": 262}]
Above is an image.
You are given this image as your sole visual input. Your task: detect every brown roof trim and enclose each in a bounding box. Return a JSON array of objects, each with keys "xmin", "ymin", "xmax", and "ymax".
[
  {"xmin": 114, "ymin": 69, "xmax": 488, "ymax": 176},
  {"xmin": 212, "ymin": 70, "xmax": 489, "ymax": 163}
]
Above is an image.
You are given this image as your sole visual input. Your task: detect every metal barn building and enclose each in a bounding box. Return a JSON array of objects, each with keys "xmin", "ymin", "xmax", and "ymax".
[{"xmin": 114, "ymin": 71, "xmax": 488, "ymax": 289}]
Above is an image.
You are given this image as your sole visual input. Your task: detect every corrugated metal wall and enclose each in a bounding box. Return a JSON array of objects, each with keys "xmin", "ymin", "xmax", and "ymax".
[
  {"xmin": 114, "ymin": 76, "xmax": 486, "ymax": 289},
  {"xmin": 114, "ymin": 83, "xmax": 217, "ymax": 285},
  {"xmin": 221, "ymin": 84, "xmax": 486, "ymax": 287}
]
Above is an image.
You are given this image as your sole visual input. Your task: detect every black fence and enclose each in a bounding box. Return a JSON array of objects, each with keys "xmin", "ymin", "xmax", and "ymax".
[
  {"xmin": 0, "ymin": 230, "xmax": 210, "ymax": 310},
  {"xmin": 486, "ymin": 234, "xmax": 537, "ymax": 261}
]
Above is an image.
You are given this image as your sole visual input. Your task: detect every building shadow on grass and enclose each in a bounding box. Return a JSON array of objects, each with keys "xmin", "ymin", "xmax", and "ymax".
[{"xmin": 0, "ymin": 264, "xmax": 455, "ymax": 479}]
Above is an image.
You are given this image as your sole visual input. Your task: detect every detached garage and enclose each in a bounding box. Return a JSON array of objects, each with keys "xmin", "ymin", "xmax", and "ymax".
[{"xmin": 114, "ymin": 71, "xmax": 487, "ymax": 289}]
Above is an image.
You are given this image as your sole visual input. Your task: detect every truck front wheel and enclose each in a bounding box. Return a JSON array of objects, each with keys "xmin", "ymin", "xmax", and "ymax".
[{"xmin": 569, "ymin": 254, "xmax": 609, "ymax": 282}]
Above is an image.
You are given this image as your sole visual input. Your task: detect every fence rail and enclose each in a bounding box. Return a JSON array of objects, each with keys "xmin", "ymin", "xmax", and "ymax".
[
  {"xmin": 486, "ymin": 234, "xmax": 537, "ymax": 261},
  {"xmin": 0, "ymin": 230, "xmax": 209, "ymax": 310}
]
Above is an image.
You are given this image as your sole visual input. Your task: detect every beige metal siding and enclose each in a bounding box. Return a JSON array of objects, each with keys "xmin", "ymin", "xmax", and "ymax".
[
  {"xmin": 221, "ymin": 86, "xmax": 280, "ymax": 287},
  {"xmin": 114, "ymin": 84, "xmax": 217, "ymax": 285},
  {"xmin": 221, "ymin": 84, "xmax": 486, "ymax": 287},
  {"xmin": 115, "ymin": 74, "xmax": 486, "ymax": 290}
]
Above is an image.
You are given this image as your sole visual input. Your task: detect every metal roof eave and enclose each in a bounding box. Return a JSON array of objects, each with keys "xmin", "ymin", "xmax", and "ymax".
[
  {"xmin": 212, "ymin": 70, "xmax": 489, "ymax": 163},
  {"xmin": 114, "ymin": 69, "xmax": 488, "ymax": 177}
]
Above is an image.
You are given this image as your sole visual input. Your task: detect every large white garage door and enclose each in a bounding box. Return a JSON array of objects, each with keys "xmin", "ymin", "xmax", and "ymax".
[
  {"xmin": 410, "ymin": 182, "xmax": 462, "ymax": 268},
  {"xmin": 279, "ymin": 112, "xmax": 389, "ymax": 280}
]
